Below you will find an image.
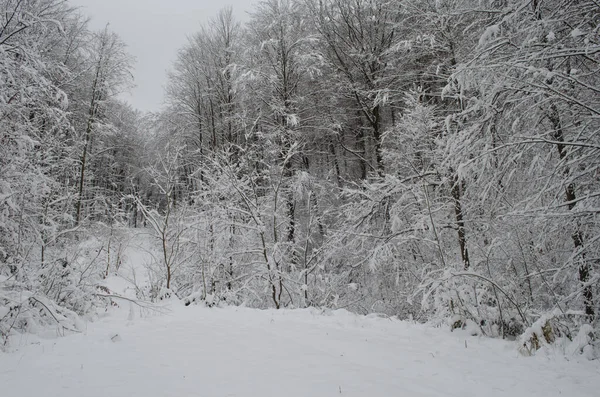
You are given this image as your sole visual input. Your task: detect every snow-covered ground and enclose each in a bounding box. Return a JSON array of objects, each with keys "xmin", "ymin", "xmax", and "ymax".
[
  {"xmin": 1, "ymin": 303, "xmax": 599, "ymax": 396},
  {"xmin": 1, "ymin": 238, "xmax": 598, "ymax": 396}
]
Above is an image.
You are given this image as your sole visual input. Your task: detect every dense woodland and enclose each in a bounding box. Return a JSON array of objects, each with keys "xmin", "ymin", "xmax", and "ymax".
[{"xmin": 1, "ymin": 0, "xmax": 599, "ymax": 355}]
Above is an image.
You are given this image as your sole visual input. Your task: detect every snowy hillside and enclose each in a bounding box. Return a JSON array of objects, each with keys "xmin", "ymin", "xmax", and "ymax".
[{"xmin": 1, "ymin": 301, "xmax": 599, "ymax": 397}]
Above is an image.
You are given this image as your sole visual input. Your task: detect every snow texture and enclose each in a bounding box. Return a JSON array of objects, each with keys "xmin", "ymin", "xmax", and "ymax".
[{"xmin": 1, "ymin": 303, "xmax": 598, "ymax": 396}]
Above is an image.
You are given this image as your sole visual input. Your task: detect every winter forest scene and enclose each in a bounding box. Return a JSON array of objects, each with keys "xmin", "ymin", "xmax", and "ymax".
[{"xmin": 0, "ymin": 0, "xmax": 599, "ymax": 395}]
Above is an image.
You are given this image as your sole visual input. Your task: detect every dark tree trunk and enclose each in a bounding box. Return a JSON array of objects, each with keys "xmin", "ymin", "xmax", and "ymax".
[
  {"xmin": 549, "ymin": 105, "xmax": 594, "ymax": 317},
  {"xmin": 451, "ymin": 174, "xmax": 470, "ymax": 271}
]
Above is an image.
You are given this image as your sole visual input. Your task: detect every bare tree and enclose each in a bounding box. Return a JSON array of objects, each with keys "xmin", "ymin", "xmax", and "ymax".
[{"xmin": 75, "ymin": 27, "xmax": 134, "ymax": 224}]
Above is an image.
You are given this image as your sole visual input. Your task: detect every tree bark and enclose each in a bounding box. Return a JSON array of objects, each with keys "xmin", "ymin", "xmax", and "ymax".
[
  {"xmin": 451, "ymin": 174, "xmax": 470, "ymax": 271},
  {"xmin": 549, "ymin": 104, "xmax": 594, "ymax": 317}
]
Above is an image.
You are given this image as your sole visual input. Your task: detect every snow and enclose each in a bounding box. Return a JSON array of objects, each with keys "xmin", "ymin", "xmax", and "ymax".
[
  {"xmin": 0, "ymin": 303, "xmax": 598, "ymax": 396},
  {"xmin": 1, "ymin": 240, "xmax": 598, "ymax": 396},
  {"xmin": 479, "ymin": 24, "xmax": 500, "ymax": 46}
]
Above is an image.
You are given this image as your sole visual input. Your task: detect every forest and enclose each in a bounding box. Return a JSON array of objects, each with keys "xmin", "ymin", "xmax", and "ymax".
[{"xmin": 0, "ymin": 0, "xmax": 598, "ymax": 356}]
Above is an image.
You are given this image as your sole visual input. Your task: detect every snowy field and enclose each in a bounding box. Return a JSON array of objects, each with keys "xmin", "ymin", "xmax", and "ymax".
[{"xmin": 1, "ymin": 301, "xmax": 599, "ymax": 397}]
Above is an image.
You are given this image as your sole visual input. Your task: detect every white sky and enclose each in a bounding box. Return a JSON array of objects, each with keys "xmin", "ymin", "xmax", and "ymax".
[{"xmin": 70, "ymin": 0, "xmax": 253, "ymax": 112}]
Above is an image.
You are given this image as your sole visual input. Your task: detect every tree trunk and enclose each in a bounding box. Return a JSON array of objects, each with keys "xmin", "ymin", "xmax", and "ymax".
[
  {"xmin": 371, "ymin": 104, "xmax": 384, "ymax": 175},
  {"xmin": 451, "ymin": 174, "xmax": 470, "ymax": 270},
  {"xmin": 355, "ymin": 112, "xmax": 368, "ymax": 180},
  {"xmin": 75, "ymin": 83, "xmax": 99, "ymax": 225},
  {"xmin": 549, "ymin": 105, "xmax": 594, "ymax": 317}
]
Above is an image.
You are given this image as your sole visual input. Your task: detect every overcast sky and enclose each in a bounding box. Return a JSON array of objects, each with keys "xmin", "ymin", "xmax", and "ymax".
[{"xmin": 70, "ymin": 0, "xmax": 253, "ymax": 112}]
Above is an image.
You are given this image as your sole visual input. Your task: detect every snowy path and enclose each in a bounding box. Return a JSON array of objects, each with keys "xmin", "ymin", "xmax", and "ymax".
[{"xmin": 1, "ymin": 303, "xmax": 599, "ymax": 397}]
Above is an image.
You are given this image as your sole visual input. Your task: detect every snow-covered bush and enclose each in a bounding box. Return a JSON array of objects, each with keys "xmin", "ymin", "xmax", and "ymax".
[
  {"xmin": 519, "ymin": 311, "xmax": 598, "ymax": 360},
  {"xmin": 0, "ymin": 226, "xmax": 132, "ymax": 348}
]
